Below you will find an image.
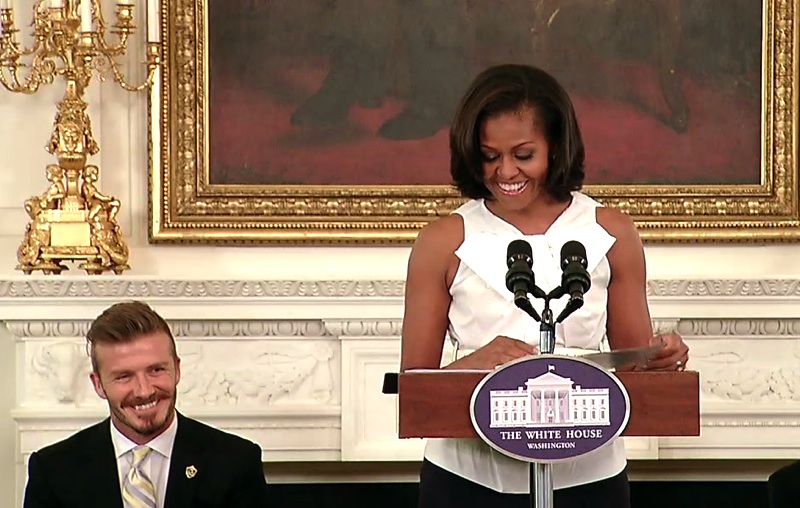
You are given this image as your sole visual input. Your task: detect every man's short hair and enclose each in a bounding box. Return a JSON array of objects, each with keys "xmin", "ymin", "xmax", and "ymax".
[{"xmin": 86, "ymin": 300, "xmax": 176, "ymax": 372}]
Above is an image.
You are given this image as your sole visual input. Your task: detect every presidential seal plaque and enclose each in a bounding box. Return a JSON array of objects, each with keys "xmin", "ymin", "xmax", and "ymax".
[{"xmin": 470, "ymin": 355, "xmax": 630, "ymax": 463}]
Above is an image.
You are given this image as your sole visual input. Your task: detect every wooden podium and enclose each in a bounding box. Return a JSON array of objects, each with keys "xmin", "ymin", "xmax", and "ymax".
[
  {"xmin": 384, "ymin": 365, "xmax": 700, "ymax": 508},
  {"xmin": 389, "ymin": 369, "xmax": 700, "ymax": 439}
]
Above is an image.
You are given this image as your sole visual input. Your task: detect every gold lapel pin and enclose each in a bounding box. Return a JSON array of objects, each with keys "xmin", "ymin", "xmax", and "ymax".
[{"xmin": 185, "ymin": 465, "xmax": 197, "ymax": 479}]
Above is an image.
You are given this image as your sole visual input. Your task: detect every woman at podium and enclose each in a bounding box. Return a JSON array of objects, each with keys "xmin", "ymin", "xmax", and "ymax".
[{"xmin": 400, "ymin": 63, "xmax": 690, "ymax": 508}]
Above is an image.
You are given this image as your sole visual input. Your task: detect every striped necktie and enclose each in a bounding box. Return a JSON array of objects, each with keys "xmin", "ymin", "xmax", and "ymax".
[{"xmin": 122, "ymin": 446, "xmax": 157, "ymax": 508}]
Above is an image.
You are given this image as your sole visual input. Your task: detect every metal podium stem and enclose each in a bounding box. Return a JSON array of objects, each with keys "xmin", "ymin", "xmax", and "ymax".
[
  {"xmin": 533, "ymin": 305, "xmax": 555, "ymax": 508},
  {"xmin": 539, "ymin": 324, "xmax": 555, "ymax": 355},
  {"xmin": 530, "ymin": 462, "xmax": 554, "ymax": 508},
  {"xmin": 539, "ymin": 307, "xmax": 555, "ymax": 354}
]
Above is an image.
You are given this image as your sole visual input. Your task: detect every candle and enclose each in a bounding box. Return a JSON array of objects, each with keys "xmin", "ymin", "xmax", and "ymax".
[
  {"xmin": 148, "ymin": 0, "xmax": 158, "ymax": 41},
  {"xmin": 0, "ymin": 0, "xmax": 8, "ymax": 10},
  {"xmin": 51, "ymin": 0, "xmax": 63, "ymax": 8},
  {"xmin": 80, "ymin": 0, "xmax": 92, "ymax": 32}
]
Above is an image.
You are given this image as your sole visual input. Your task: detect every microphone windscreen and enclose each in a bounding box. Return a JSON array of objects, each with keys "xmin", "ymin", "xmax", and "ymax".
[
  {"xmin": 560, "ymin": 241, "xmax": 587, "ymax": 267},
  {"xmin": 507, "ymin": 239, "xmax": 532, "ymax": 267}
]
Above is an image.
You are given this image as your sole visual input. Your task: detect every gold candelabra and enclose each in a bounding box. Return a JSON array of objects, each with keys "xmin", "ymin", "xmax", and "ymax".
[{"xmin": 1, "ymin": 0, "xmax": 159, "ymax": 275}]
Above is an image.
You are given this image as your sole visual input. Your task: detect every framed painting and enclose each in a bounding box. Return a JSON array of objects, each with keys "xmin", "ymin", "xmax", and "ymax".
[{"xmin": 149, "ymin": 0, "xmax": 798, "ymax": 244}]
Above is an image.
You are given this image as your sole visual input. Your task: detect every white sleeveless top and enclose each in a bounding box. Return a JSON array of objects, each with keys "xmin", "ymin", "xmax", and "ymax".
[{"xmin": 423, "ymin": 191, "xmax": 627, "ymax": 493}]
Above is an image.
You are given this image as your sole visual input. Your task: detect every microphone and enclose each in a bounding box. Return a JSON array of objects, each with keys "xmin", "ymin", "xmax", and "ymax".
[
  {"xmin": 505, "ymin": 239, "xmax": 535, "ymax": 302},
  {"xmin": 560, "ymin": 240, "xmax": 591, "ymax": 303},
  {"xmin": 505, "ymin": 239, "xmax": 541, "ymax": 322}
]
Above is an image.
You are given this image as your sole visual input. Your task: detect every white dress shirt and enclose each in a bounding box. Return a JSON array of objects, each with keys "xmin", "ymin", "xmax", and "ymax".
[{"xmin": 111, "ymin": 415, "xmax": 178, "ymax": 508}]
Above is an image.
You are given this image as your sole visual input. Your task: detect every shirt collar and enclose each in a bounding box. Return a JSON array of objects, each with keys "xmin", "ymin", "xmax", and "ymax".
[{"xmin": 110, "ymin": 412, "xmax": 179, "ymax": 460}]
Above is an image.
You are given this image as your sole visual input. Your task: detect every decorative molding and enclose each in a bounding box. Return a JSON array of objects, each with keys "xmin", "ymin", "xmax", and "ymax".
[
  {"xmin": 177, "ymin": 341, "xmax": 336, "ymax": 406},
  {"xmin": 0, "ymin": 278, "xmax": 800, "ymax": 300},
  {"xmin": 7, "ymin": 319, "xmax": 408, "ymax": 338},
  {"xmin": 9, "ymin": 277, "xmax": 800, "ymax": 492},
  {"xmin": 324, "ymin": 320, "xmax": 403, "ymax": 337},
  {"xmin": 6, "ymin": 320, "xmax": 331, "ymax": 338},
  {"xmin": 171, "ymin": 320, "xmax": 330, "ymax": 337},
  {"xmin": 0, "ymin": 279, "xmax": 405, "ymax": 299},
  {"xmin": 702, "ymin": 419, "xmax": 800, "ymax": 428},
  {"xmin": 703, "ymin": 365, "xmax": 800, "ymax": 402},
  {"xmin": 677, "ymin": 319, "xmax": 800, "ymax": 337},
  {"xmin": 340, "ymin": 340, "xmax": 420, "ymax": 461},
  {"xmin": 695, "ymin": 339, "xmax": 800, "ymax": 402},
  {"xmin": 20, "ymin": 338, "xmax": 338, "ymax": 407},
  {"xmin": 652, "ymin": 319, "xmax": 680, "ymax": 334},
  {"xmin": 29, "ymin": 341, "xmax": 91, "ymax": 405},
  {"xmin": 11, "ymin": 317, "xmax": 800, "ymax": 339},
  {"xmin": 647, "ymin": 280, "xmax": 800, "ymax": 298},
  {"xmin": 13, "ymin": 409, "xmax": 342, "ymax": 428}
]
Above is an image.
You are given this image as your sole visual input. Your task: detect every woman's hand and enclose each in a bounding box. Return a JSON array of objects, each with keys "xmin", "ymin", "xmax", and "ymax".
[
  {"xmin": 643, "ymin": 332, "xmax": 690, "ymax": 371},
  {"xmin": 447, "ymin": 336, "xmax": 538, "ymax": 370}
]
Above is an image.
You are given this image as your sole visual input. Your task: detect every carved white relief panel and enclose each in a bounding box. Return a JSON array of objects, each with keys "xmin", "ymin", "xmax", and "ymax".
[
  {"xmin": 692, "ymin": 340, "xmax": 800, "ymax": 404},
  {"xmin": 24, "ymin": 339, "xmax": 94, "ymax": 407},
  {"xmin": 13, "ymin": 320, "xmax": 340, "ymax": 409},
  {"xmin": 675, "ymin": 320, "xmax": 800, "ymax": 406},
  {"xmin": 176, "ymin": 338, "xmax": 338, "ymax": 407}
]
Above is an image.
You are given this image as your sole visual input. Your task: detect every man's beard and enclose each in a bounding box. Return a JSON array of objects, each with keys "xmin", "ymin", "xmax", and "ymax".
[{"xmin": 110, "ymin": 389, "xmax": 177, "ymax": 437}]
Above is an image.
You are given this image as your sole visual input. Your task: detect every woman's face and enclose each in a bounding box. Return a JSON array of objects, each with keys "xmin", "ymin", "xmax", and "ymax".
[{"xmin": 480, "ymin": 106, "xmax": 551, "ymax": 213}]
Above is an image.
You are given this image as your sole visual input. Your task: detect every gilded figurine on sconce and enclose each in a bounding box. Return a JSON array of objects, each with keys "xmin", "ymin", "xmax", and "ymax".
[{"xmin": 0, "ymin": 0, "xmax": 160, "ymax": 274}]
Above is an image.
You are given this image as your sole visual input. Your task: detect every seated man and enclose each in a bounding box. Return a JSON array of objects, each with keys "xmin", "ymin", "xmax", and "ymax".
[{"xmin": 23, "ymin": 301, "xmax": 270, "ymax": 508}]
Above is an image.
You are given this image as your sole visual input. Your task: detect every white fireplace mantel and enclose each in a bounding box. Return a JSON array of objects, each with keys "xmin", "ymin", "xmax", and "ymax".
[
  {"xmin": 4, "ymin": 276, "xmax": 800, "ymax": 504},
  {"xmin": 2, "ymin": 276, "xmax": 800, "ymax": 318}
]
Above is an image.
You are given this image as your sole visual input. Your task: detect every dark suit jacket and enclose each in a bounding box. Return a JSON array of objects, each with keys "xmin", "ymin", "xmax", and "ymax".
[
  {"xmin": 23, "ymin": 412, "xmax": 270, "ymax": 508},
  {"xmin": 768, "ymin": 461, "xmax": 800, "ymax": 508}
]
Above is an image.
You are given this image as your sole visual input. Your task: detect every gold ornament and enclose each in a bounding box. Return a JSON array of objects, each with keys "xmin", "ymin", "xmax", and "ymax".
[{"xmin": 1, "ymin": 0, "xmax": 159, "ymax": 274}]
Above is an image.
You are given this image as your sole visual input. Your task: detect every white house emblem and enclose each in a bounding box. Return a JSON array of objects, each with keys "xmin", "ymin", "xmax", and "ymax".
[
  {"xmin": 489, "ymin": 365, "xmax": 611, "ymax": 428},
  {"xmin": 470, "ymin": 355, "xmax": 630, "ymax": 462}
]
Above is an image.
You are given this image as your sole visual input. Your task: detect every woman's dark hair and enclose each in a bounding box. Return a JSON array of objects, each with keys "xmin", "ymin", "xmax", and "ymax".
[{"xmin": 450, "ymin": 64, "xmax": 585, "ymax": 202}]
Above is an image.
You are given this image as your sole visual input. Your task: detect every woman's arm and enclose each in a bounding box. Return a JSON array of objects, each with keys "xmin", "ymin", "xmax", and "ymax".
[
  {"xmin": 598, "ymin": 207, "xmax": 653, "ymax": 351},
  {"xmin": 400, "ymin": 215, "xmax": 463, "ymax": 371},
  {"xmin": 400, "ymin": 214, "xmax": 539, "ymax": 371},
  {"xmin": 598, "ymin": 207, "xmax": 690, "ymax": 370}
]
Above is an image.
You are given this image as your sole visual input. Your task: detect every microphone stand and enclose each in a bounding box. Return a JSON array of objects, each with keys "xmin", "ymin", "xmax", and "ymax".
[
  {"xmin": 514, "ymin": 284, "xmax": 579, "ymax": 508},
  {"xmin": 516, "ymin": 285, "xmax": 571, "ymax": 356}
]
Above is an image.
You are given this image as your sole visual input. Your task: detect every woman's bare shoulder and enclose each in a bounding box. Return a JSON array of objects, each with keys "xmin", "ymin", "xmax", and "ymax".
[
  {"xmin": 595, "ymin": 206, "xmax": 640, "ymax": 245},
  {"xmin": 595, "ymin": 206, "xmax": 645, "ymax": 272},
  {"xmin": 413, "ymin": 213, "xmax": 465, "ymax": 254}
]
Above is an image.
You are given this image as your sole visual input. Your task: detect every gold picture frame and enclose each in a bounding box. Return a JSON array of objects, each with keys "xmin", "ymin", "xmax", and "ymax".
[{"xmin": 149, "ymin": 0, "xmax": 798, "ymax": 244}]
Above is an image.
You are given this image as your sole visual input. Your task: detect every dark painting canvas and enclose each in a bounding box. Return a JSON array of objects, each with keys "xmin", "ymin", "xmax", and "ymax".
[{"xmin": 207, "ymin": 0, "xmax": 762, "ymax": 187}]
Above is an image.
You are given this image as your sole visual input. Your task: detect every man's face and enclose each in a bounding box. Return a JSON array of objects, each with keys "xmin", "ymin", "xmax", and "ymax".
[{"xmin": 90, "ymin": 331, "xmax": 180, "ymax": 444}]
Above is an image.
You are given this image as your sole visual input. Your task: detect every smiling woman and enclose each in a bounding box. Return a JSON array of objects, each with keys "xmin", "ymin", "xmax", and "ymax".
[
  {"xmin": 477, "ymin": 107, "xmax": 560, "ymax": 226},
  {"xmin": 400, "ymin": 63, "xmax": 690, "ymax": 508}
]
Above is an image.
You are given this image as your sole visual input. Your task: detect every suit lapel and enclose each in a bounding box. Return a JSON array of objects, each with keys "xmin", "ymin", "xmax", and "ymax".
[
  {"xmin": 81, "ymin": 419, "xmax": 124, "ymax": 508},
  {"xmin": 164, "ymin": 413, "xmax": 203, "ymax": 508}
]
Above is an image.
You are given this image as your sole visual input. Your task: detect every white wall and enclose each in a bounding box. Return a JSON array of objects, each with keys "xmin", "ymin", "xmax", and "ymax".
[
  {"xmin": 0, "ymin": 324, "xmax": 14, "ymax": 508},
  {"xmin": 0, "ymin": 1, "xmax": 798, "ymax": 507},
  {"xmin": 2, "ymin": 1, "xmax": 798, "ymax": 283}
]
